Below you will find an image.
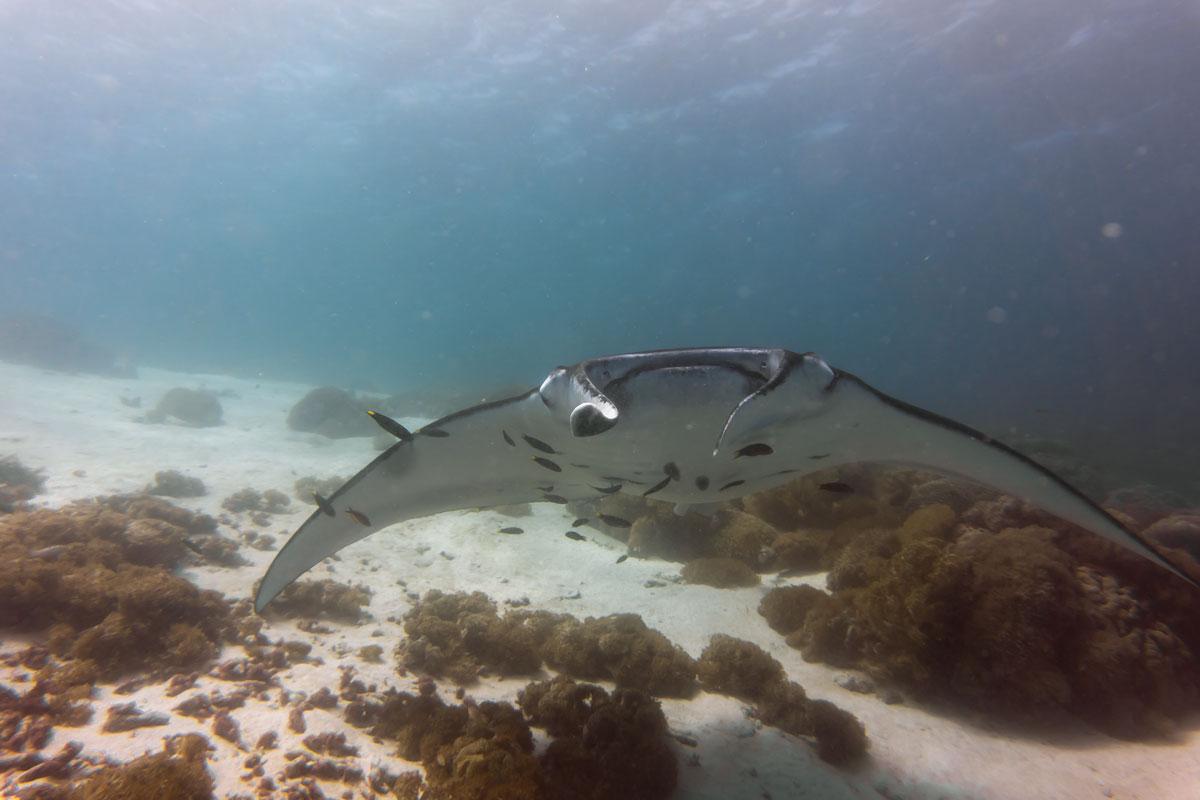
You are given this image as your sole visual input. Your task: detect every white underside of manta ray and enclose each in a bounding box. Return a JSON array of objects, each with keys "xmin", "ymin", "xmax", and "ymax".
[{"xmin": 254, "ymin": 347, "xmax": 1194, "ymax": 611}]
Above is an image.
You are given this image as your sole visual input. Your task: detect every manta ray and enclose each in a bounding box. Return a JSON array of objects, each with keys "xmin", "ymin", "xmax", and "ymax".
[{"xmin": 255, "ymin": 347, "xmax": 1194, "ymax": 611}]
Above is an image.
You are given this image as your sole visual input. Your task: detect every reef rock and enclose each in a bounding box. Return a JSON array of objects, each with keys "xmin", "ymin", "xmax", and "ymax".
[
  {"xmin": 1142, "ymin": 515, "xmax": 1200, "ymax": 565},
  {"xmin": 396, "ymin": 590, "xmax": 542, "ymax": 683},
  {"xmin": 680, "ymin": 557, "xmax": 760, "ymax": 588},
  {"xmin": 790, "ymin": 506, "xmax": 1200, "ymax": 739},
  {"xmin": 0, "ymin": 455, "xmax": 45, "ymax": 513},
  {"xmin": 541, "ymin": 613, "xmax": 698, "ymax": 698},
  {"xmin": 286, "ymin": 386, "xmax": 375, "ymax": 439},
  {"xmin": 148, "ymin": 470, "xmax": 207, "ymax": 498},
  {"xmin": 150, "ymin": 388, "xmax": 223, "ymax": 427}
]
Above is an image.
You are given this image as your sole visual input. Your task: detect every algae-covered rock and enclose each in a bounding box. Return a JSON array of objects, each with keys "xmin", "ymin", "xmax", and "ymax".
[
  {"xmin": 153, "ymin": 388, "xmax": 223, "ymax": 427},
  {"xmin": 771, "ymin": 530, "xmax": 826, "ymax": 573},
  {"xmin": 397, "ymin": 590, "xmax": 542, "ymax": 684},
  {"xmin": 293, "ymin": 474, "xmax": 346, "ymax": 504},
  {"xmin": 148, "ymin": 470, "xmax": 207, "ymax": 498},
  {"xmin": 286, "ymin": 386, "xmax": 375, "ymax": 439},
  {"xmin": 66, "ymin": 739, "xmax": 213, "ymax": 800},
  {"xmin": 221, "ymin": 487, "xmax": 290, "ymax": 515},
  {"xmin": 0, "ymin": 455, "xmax": 45, "ymax": 513},
  {"xmin": 757, "ymin": 585, "xmax": 826, "ymax": 635},
  {"xmin": 518, "ymin": 675, "xmax": 610, "ymax": 738},
  {"xmin": 806, "ymin": 699, "xmax": 868, "ymax": 765},
  {"xmin": 541, "ymin": 613, "xmax": 698, "ymax": 698},
  {"xmin": 706, "ymin": 510, "xmax": 779, "ymax": 568},
  {"xmin": 0, "ymin": 501, "xmax": 231, "ymax": 680},
  {"xmin": 519, "ymin": 677, "xmax": 676, "ymax": 800},
  {"xmin": 271, "ymin": 578, "xmax": 372, "ymax": 623},
  {"xmin": 365, "ymin": 683, "xmax": 471, "ymax": 763},
  {"xmin": 696, "ymin": 635, "xmax": 867, "ymax": 765},
  {"xmin": 789, "ymin": 507, "xmax": 1200, "ymax": 739},
  {"xmin": 696, "ymin": 634, "xmax": 784, "ymax": 701},
  {"xmin": 1142, "ymin": 514, "xmax": 1200, "ymax": 565},
  {"xmin": 680, "ymin": 557, "xmax": 760, "ymax": 588}
]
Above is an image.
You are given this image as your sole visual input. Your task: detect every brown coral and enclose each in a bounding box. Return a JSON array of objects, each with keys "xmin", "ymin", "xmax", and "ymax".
[
  {"xmin": 696, "ymin": 634, "xmax": 784, "ymax": 701},
  {"xmin": 396, "ymin": 590, "xmax": 542, "ymax": 684},
  {"xmin": 757, "ymin": 585, "xmax": 827, "ymax": 635},
  {"xmin": 0, "ymin": 501, "xmax": 231, "ymax": 680},
  {"xmin": 270, "ymin": 578, "xmax": 372, "ymax": 623},
  {"xmin": 540, "ymin": 614, "xmax": 697, "ymax": 698},
  {"xmin": 520, "ymin": 677, "xmax": 677, "ymax": 800},
  {"xmin": 695, "ymin": 635, "xmax": 867, "ymax": 764},
  {"xmin": 67, "ymin": 739, "xmax": 213, "ymax": 799},
  {"xmin": 790, "ymin": 507, "xmax": 1200, "ymax": 739},
  {"xmin": 0, "ymin": 455, "xmax": 45, "ymax": 513}
]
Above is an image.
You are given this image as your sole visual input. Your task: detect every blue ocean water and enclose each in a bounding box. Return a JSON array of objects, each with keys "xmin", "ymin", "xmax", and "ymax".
[{"xmin": 2, "ymin": 1, "xmax": 1198, "ymax": 479}]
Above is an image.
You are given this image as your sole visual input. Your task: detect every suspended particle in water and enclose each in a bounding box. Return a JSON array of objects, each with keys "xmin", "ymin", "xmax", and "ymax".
[
  {"xmin": 985, "ymin": 306, "xmax": 1007, "ymax": 324},
  {"xmin": 1101, "ymin": 222, "xmax": 1123, "ymax": 239}
]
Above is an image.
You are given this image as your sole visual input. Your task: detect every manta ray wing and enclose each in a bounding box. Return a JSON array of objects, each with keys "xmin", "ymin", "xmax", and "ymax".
[
  {"xmin": 257, "ymin": 348, "xmax": 1197, "ymax": 611},
  {"xmin": 254, "ymin": 391, "xmax": 600, "ymax": 611},
  {"xmin": 793, "ymin": 370, "xmax": 1194, "ymax": 586}
]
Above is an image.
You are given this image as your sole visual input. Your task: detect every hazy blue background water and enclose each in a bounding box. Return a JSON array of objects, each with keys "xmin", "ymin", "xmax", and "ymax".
[{"xmin": 2, "ymin": 1, "xmax": 1198, "ymax": 481}]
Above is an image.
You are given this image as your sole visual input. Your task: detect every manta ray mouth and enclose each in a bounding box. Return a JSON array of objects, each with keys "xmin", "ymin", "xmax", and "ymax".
[{"xmin": 253, "ymin": 347, "xmax": 1196, "ymax": 612}]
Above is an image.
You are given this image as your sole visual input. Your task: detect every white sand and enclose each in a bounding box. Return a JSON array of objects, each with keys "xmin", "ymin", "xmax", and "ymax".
[{"xmin": 1, "ymin": 359, "xmax": 1198, "ymax": 799}]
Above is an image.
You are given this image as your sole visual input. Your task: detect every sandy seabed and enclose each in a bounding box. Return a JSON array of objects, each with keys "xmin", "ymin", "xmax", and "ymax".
[{"xmin": 1, "ymin": 359, "xmax": 1197, "ymax": 799}]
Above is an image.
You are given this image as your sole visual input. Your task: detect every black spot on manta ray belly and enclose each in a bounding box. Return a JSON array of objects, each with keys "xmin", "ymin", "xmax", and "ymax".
[
  {"xmin": 719, "ymin": 479, "xmax": 746, "ymax": 491},
  {"xmin": 523, "ymin": 434, "xmax": 557, "ymax": 454},
  {"xmin": 663, "ymin": 461, "xmax": 681, "ymax": 480},
  {"xmin": 735, "ymin": 443, "xmax": 773, "ymax": 458},
  {"xmin": 592, "ymin": 484, "xmax": 622, "ymax": 494},
  {"xmin": 502, "ymin": 430, "xmax": 516, "ymax": 447},
  {"xmin": 809, "ymin": 453, "xmax": 831, "ymax": 460},
  {"xmin": 542, "ymin": 494, "xmax": 569, "ymax": 504},
  {"xmin": 695, "ymin": 476, "xmax": 710, "ymax": 490},
  {"xmin": 532, "ymin": 456, "xmax": 562, "ymax": 472}
]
